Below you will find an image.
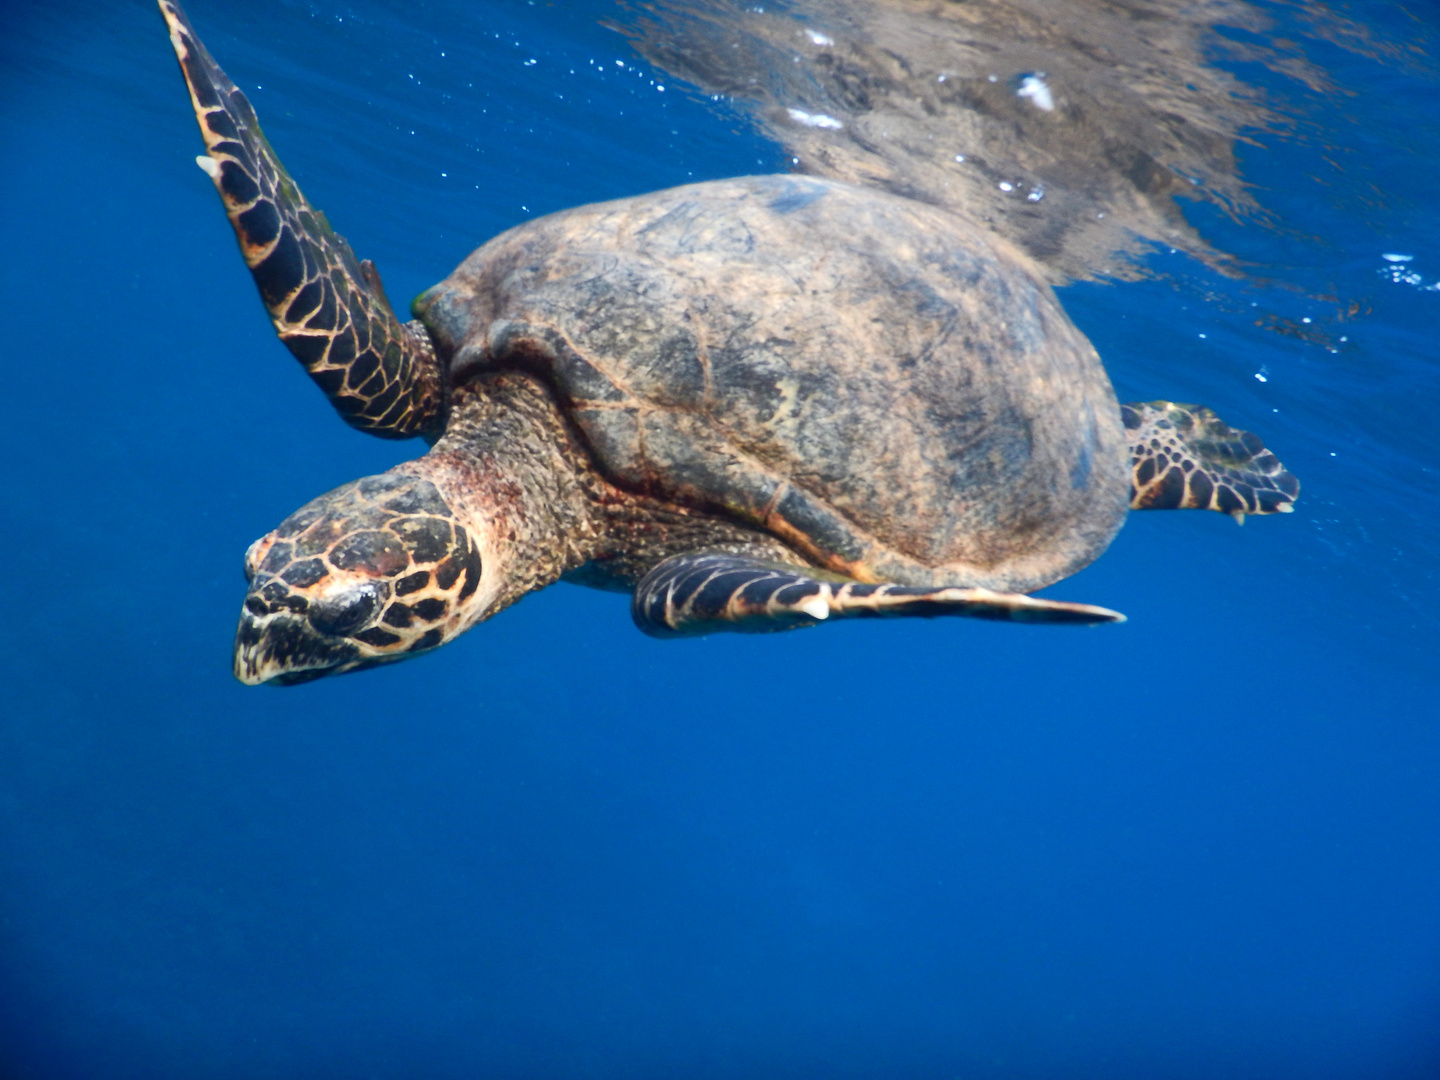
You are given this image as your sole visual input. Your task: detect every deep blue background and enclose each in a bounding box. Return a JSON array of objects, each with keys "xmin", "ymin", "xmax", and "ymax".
[{"xmin": 2, "ymin": 1, "xmax": 1438, "ymax": 1077}]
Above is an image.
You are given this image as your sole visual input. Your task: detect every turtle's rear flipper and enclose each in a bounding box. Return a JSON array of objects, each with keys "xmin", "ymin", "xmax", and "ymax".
[
  {"xmin": 160, "ymin": 0, "xmax": 443, "ymax": 439},
  {"xmin": 632, "ymin": 553, "xmax": 1124, "ymax": 638},
  {"xmin": 1123, "ymin": 401, "xmax": 1299, "ymax": 522}
]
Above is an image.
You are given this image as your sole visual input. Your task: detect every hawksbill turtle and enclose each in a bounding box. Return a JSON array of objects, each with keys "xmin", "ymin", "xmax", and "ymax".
[{"xmin": 159, "ymin": 1, "xmax": 1298, "ymax": 685}]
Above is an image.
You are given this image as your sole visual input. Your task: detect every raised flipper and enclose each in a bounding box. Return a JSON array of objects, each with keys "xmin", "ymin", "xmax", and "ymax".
[
  {"xmin": 1123, "ymin": 401, "xmax": 1299, "ymax": 522},
  {"xmin": 632, "ymin": 552, "xmax": 1123, "ymax": 638},
  {"xmin": 160, "ymin": 0, "xmax": 443, "ymax": 439}
]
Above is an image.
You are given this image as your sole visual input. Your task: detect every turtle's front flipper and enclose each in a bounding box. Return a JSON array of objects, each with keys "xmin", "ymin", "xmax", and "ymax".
[
  {"xmin": 159, "ymin": 0, "xmax": 443, "ymax": 439},
  {"xmin": 632, "ymin": 553, "xmax": 1123, "ymax": 637},
  {"xmin": 1123, "ymin": 401, "xmax": 1299, "ymax": 522}
]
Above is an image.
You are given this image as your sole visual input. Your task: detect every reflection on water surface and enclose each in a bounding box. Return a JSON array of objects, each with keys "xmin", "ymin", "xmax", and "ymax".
[{"xmin": 627, "ymin": 0, "xmax": 1426, "ymax": 284}]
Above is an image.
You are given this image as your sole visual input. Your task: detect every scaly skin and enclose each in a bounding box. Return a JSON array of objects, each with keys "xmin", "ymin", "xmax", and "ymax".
[
  {"xmin": 161, "ymin": 0, "xmax": 443, "ymax": 438},
  {"xmin": 234, "ymin": 373, "xmax": 796, "ymax": 684},
  {"xmin": 1123, "ymin": 401, "xmax": 1300, "ymax": 521},
  {"xmin": 632, "ymin": 552, "xmax": 1123, "ymax": 637},
  {"xmin": 236, "ymin": 472, "xmax": 485, "ymax": 684}
]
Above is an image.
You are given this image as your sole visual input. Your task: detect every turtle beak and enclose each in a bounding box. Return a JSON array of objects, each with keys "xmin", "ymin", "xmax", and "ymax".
[{"xmin": 233, "ymin": 607, "xmax": 359, "ymax": 686}]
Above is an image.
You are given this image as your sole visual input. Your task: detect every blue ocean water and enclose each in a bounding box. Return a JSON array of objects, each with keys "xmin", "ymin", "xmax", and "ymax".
[{"xmin": 1, "ymin": 0, "xmax": 1438, "ymax": 1076}]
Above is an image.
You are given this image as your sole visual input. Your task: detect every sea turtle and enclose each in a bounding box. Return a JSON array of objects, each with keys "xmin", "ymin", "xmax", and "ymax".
[{"xmin": 160, "ymin": 1, "xmax": 1298, "ymax": 686}]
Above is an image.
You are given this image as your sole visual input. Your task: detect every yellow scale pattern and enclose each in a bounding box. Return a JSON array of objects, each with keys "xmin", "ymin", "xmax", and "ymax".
[
  {"xmin": 161, "ymin": 0, "xmax": 442, "ymax": 439},
  {"xmin": 1124, "ymin": 401, "xmax": 1300, "ymax": 522}
]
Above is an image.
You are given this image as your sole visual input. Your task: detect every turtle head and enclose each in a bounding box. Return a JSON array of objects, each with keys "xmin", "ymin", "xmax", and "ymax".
[{"xmin": 234, "ymin": 472, "xmax": 486, "ymax": 685}]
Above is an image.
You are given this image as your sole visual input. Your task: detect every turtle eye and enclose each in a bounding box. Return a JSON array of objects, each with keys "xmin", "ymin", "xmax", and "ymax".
[{"xmin": 307, "ymin": 583, "xmax": 383, "ymax": 637}]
